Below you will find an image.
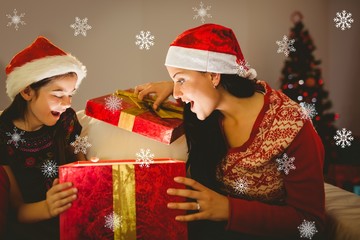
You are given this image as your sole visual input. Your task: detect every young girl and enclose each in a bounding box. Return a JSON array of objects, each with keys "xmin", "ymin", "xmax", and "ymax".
[
  {"xmin": 0, "ymin": 36, "xmax": 87, "ymax": 240},
  {"xmin": 135, "ymin": 24, "xmax": 325, "ymax": 239}
]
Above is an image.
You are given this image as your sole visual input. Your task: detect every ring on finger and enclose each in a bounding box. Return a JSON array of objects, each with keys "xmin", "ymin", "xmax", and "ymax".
[{"xmin": 196, "ymin": 202, "xmax": 201, "ymax": 211}]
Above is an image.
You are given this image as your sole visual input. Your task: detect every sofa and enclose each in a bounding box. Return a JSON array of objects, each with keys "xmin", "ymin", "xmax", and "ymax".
[
  {"xmin": 1, "ymin": 110, "xmax": 359, "ymax": 239},
  {"xmin": 324, "ymin": 183, "xmax": 360, "ymax": 240}
]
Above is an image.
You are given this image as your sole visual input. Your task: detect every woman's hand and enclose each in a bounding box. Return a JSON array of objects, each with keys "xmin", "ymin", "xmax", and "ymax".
[
  {"xmin": 45, "ymin": 178, "xmax": 77, "ymax": 217},
  {"xmin": 167, "ymin": 177, "xmax": 229, "ymax": 222},
  {"xmin": 134, "ymin": 81, "xmax": 174, "ymax": 110}
]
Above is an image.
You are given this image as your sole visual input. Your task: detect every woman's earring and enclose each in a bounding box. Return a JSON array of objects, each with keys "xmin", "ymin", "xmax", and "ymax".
[{"xmin": 211, "ymin": 73, "xmax": 218, "ymax": 88}]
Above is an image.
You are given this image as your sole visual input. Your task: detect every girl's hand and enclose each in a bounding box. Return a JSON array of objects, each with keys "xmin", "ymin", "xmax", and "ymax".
[
  {"xmin": 167, "ymin": 177, "xmax": 229, "ymax": 222},
  {"xmin": 45, "ymin": 178, "xmax": 77, "ymax": 217},
  {"xmin": 134, "ymin": 81, "xmax": 174, "ymax": 110}
]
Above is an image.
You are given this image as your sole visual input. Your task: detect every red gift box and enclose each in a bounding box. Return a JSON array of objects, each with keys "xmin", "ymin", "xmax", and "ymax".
[
  {"xmin": 59, "ymin": 159, "xmax": 187, "ymax": 240},
  {"xmin": 85, "ymin": 90, "xmax": 184, "ymax": 144}
]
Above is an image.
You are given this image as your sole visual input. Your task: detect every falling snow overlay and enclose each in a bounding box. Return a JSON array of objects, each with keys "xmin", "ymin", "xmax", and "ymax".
[
  {"xmin": 193, "ymin": 2, "xmax": 212, "ymax": 24},
  {"xmin": 135, "ymin": 31, "xmax": 155, "ymax": 50},
  {"xmin": 298, "ymin": 220, "xmax": 318, "ymax": 239},
  {"xmin": 333, "ymin": 128, "xmax": 354, "ymax": 148},
  {"xmin": 233, "ymin": 177, "xmax": 249, "ymax": 195},
  {"xmin": 276, "ymin": 35, "xmax": 296, "ymax": 57},
  {"xmin": 41, "ymin": 160, "xmax": 58, "ymax": 178},
  {"xmin": 6, "ymin": 9, "xmax": 26, "ymax": 31},
  {"xmin": 235, "ymin": 60, "xmax": 251, "ymax": 77},
  {"xmin": 105, "ymin": 95, "xmax": 122, "ymax": 114},
  {"xmin": 6, "ymin": 127, "xmax": 25, "ymax": 148},
  {"xmin": 299, "ymin": 102, "xmax": 317, "ymax": 119},
  {"xmin": 136, "ymin": 148, "xmax": 154, "ymax": 168},
  {"xmin": 70, "ymin": 135, "xmax": 92, "ymax": 154},
  {"xmin": 334, "ymin": 10, "xmax": 354, "ymax": 31},
  {"xmin": 70, "ymin": 17, "xmax": 92, "ymax": 36},
  {"xmin": 276, "ymin": 153, "xmax": 296, "ymax": 175},
  {"xmin": 104, "ymin": 211, "xmax": 122, "ymax": 232}
]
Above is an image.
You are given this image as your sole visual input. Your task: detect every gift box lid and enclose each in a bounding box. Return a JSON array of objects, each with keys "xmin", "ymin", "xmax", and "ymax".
[{"xmin": 85, "ymin": 90, "xmax": 184, "ymax": 145}]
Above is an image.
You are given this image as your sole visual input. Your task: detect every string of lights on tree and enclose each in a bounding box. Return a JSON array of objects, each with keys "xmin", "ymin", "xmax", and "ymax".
[{"xmin": 279, "ymin": 11, "xmax": 340, "ymax": 171}]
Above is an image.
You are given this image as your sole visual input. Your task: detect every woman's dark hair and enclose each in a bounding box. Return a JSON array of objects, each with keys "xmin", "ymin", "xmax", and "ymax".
[
  {"xmin": 0, "ymin": 72, "xmax": 77, "ymax": 165},
  {"xmin": 184, "ymin": 74, "xmax": 257, "ymax": 191}
]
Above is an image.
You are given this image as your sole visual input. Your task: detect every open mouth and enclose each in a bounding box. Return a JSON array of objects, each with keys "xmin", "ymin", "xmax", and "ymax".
[
  {"xmin": 182, "ymin": 99, "xmax": 195, "ymax": 111},
  {"xmin": 51, "ymin": 111, "xmax": 61, "ymax": 117},
  {"xmin": 189, "ymin": 101, "xmax": 195, "ymax": 112},
  {"xmin": 183, "ymin": 99, "xmax": 194, "ymax": 107}
]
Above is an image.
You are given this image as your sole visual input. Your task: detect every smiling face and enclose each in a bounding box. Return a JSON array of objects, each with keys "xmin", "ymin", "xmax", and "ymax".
[
  {"xmin": 22, "ymin": 74, "xmax": 77, "ymax": 130},
  {"xmin": 167, "ymin": 66, "xmax": 221, "ymax": 120}
]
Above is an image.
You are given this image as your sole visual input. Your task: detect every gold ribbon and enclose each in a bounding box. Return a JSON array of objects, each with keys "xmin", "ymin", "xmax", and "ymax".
[
  {"xmin": 115, "ymin": 90, "xmax": 183, "ymax": 120},
  {"xmin": 112, "ymin": 164, "xmax": 136, "ymax": 240}
]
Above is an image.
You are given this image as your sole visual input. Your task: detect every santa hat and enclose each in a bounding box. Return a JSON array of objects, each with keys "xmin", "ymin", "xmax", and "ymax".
[
  {"xmin": 5, "ymin": 36, "xmax": 87, "ymax": 100},
  {"xmin": 165, "ymin": 23, "xmax": 256, "ymax": 79}
]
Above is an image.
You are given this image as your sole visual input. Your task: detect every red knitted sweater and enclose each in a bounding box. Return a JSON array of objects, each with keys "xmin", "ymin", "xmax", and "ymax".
[{"xmin": 217, "ymin": 81, "xmax": 325, "ymax": 238}]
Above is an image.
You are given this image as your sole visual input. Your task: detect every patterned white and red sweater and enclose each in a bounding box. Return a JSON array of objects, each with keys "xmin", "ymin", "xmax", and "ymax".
[{"xmin": 217, "ymin": 81, "xmax": 325, "ymax": 238}]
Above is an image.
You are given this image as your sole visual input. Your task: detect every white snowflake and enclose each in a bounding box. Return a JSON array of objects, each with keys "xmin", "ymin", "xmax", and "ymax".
[
  {"xmin": 6, "ymin": 9, "xmax": 26, "ymax": 31},
  {"xmin": 334, "ymin": 10, "xmax": 354, "ymax": 31},
  {"xmin": 276, "ymin": 153, "xmax": 296, "ymax": 175},
  {"xmin": 105, "ymin": 95, "xmax": 122, "ymax": 114},
  {"xmin": 6, "ymin": 127, "xmax": 25, "ymax": 148},
  {"xmin": 136, "ymin": 148, "xmax": 154, "ymax": 168},
  {"xmin": 41, "ymin": 160, "xmax": 58, "ymax": 178},
  {"xmin": 135, "ymin": 31, "xmax": 155, "ymax": 50},
  {"xmin": 334, "ymin": 128, "xmax": 354, "ymax": 148},
  {"xmin": 70, "ymin": 17, "xmax": 92, "ymax": 37},
  {"xmin": 299, "ymin": 102, "xmax": 317, "ymax": 119},
  {"xmin": 276, "ymin": 35, "xmax": 296, "ymax": 57},
  {"xmin": 233, "ymin": 177, "xmax": 249, "ymax": 195},
  {"xmin": 70, "ymin": 135, "xmax": 92, "ymax": 154},
  {"xmin": 193, "ymin": 2, "xmax": 212, "ymax": 24},
  {"xmin": 104, "ymin": 211, "xmax": 122, "ymax": 232},
  {"xmin": 298, "ymin": 219, "xmax": 318, "ymax": 239},
  {"xmin": 235, "ymin": 60, "xmax": 251, "ymax": 77}
]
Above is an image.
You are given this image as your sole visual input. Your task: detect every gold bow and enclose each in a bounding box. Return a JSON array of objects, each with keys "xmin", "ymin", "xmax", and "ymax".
[{"xmin": 115, "ymin": 90, "xmax": 183, "ymax": 120}]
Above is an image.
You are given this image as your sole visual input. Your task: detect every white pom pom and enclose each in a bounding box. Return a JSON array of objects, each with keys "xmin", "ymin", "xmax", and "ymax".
[{"xmin": 246, "ymin": 68, "xmax": 257, "ymax": 80}]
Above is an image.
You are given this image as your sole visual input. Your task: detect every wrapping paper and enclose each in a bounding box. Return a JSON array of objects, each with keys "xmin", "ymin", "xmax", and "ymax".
[
  {"xmin": 85, "ymin": 90, "xmax": 184, "ymax": 144},
  {"xmin": 59, "ymin": 159, "xmax": 187, "ymax": 240}
]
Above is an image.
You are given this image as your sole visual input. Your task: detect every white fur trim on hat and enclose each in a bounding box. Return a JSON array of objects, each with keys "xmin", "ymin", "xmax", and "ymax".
[
  {"xmin": 6, "ymin": 54, "xmax": 86, "ymax": 100},
  {"xmin": 165, "ymin": 46, "xmax": 257, "ymax": 79},
  {"xmin": 165, "ymin": 46, "xmax": 239, "ymax": 73}
]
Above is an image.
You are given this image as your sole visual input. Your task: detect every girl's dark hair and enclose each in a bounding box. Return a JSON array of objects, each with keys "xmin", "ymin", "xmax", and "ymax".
[
  {"xmin": 0, "ymin": 72, "xmax": 77, "ymax": 165},
  {"xmin": 184, "ymin": 74, "xmax": 257, "ymax": 191}
]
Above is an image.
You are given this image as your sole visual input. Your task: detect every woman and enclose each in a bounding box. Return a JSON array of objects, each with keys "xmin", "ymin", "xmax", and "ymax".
[{"xmin": 135, "ymin": 24, "xmax": 325, "ymax": 239}]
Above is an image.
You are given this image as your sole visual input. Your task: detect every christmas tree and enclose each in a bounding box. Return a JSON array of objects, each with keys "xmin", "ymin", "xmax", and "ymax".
[{"xmin": 278, "ymin": 12, "xmax": 339, "ymax": 174}]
